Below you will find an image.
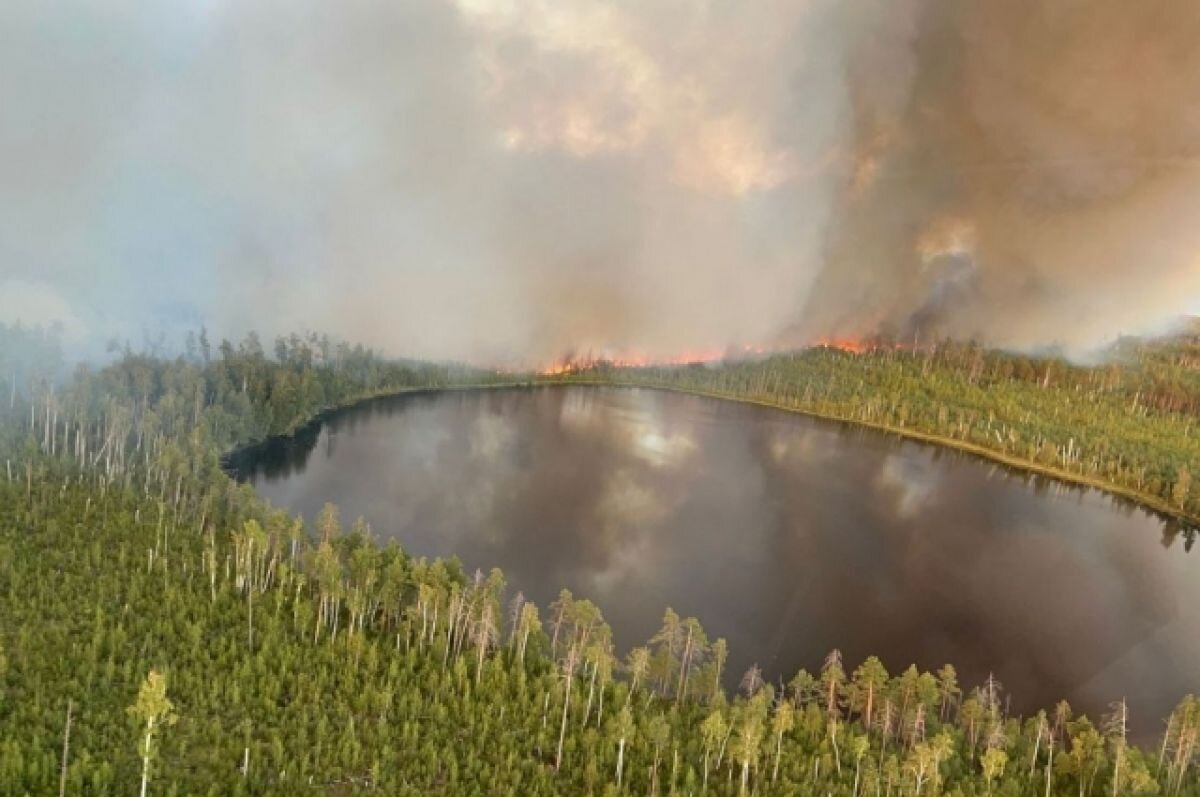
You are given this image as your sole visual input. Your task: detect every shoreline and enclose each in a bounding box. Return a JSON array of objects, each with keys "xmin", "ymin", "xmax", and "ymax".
[
  {"xmin": 220, "ymin": 381, "xmax": 535, "ymax": 467},
  {"xmin": 225, "ymin": 378, "xmax": 1200, "ymax": 529},
  {"xmin": 552, "ymin": 378, "xmax": 1200, "ymax": 529}
]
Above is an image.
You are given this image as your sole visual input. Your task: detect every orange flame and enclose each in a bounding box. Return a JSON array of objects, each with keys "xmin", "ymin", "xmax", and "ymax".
[
  {"xmin": 536, "ymin": 344, "xmax": 768, "ymax": 375},
  {"xmin": 531, "ymin": 335, "xmax": 906, "ymax": 375},
  {"xmin": 812, "ymin": 336, "xmax": 872, "ymax": 354},
  {"xmin": 811, "ymin": 335, "xmax": 913, "ymax": 354}
]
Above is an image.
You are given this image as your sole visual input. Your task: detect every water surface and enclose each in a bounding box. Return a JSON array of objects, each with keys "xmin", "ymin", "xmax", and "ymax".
[{"xmin": 232, "ymin": 385, "xmax": 1198, "ymax": 731}]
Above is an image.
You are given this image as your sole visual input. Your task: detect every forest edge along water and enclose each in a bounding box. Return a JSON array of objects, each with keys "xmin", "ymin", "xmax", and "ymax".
[
  {"xmin": 228, "ymin": 383, "xmax": 1199, "ymax": 739},
  {"xmin": 226, "ymin": 375, "xmax": 1200, "ymax": 532},
  {"xmin": 7, "ymin": 325, "xmax": 1199, "ymax": 794},
  {"xmin": 552, "ymin": 378, "xmax": 1200, "ymax": 530}
]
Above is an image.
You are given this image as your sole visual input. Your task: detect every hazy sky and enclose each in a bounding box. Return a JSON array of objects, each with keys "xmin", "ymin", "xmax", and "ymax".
[{"xmin": 2, "ymin": 0, "xmax": 1198, "ymax": 362}]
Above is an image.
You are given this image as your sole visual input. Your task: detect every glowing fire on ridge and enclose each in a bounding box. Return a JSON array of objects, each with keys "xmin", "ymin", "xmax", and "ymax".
[
  {"xmin": 536, "ymin": 346, "xmax": 737, "ymax": 376},
  {"xmin": 811, "ymin": 336, "xmax": 874, "ymax": 354},
  {"xmin": 532, "ymin": 336, "xmax": 897, "ymax": 375}
]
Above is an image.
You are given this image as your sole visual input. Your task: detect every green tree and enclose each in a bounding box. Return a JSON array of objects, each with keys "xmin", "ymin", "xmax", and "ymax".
[
  {"xmin": 981, "ymin": 747, "xmax": 1007, "ymax": 795},
  {"xmin": 1067, "ymin": 718, "xmax": 1108, "ymax": 797},
  {"xmin": 700, "ymin": 708, "xmax": 728, "ymax": 788},
  {"xmin": 821, "ymin": 649, "xmax": 846, "ymax": 722},
  {"xmin": 316, "ymin": 502, "xmax": 341, "ymax": 545},
  {"xmin": 848, "ymin": 656, "xmax": 889, "ymax": 730},
  {"xmin": 127, "ymin": 671, "xmax": 176, "ymax": 797},
  {"xmin": 625, "ymin": 647, "xmax": 650, "ymax": 705},
  {"xmin": 734, "ymin": 696, "xmax": 767, "ymax": 796},
  {"xmin": 936, "ymin": 663, "xmax": 960, "ymax": 721},
  {"xmin": 771, "ymin": 701, "xmax": 795, "ymax": 784},
  {"xmin": 850, "ymin": 733, "xmax": 870, "ymax": 797}
]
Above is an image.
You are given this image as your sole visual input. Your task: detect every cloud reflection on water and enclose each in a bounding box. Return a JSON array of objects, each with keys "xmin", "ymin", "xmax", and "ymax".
[{"xmin": 235, "ymin": 386, "xmax": 1197, "ymax": 735}]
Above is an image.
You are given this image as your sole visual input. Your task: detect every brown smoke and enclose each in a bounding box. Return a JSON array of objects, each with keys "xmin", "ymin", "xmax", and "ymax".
[
  {"xmin": 1, "ymin": 1, "xmax": 1197, "ymax": 360},
  {"xmin": 800, "ymin": 0, "xmax": 1200, "ymax": 351}
]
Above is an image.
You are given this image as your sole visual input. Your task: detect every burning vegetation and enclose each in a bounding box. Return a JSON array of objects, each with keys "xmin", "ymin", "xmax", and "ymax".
[
  {"xmin": 536, "ymin": 336, "xmax": 913, "ymax": 374},
  {"xmin": 536, "ymin": 345, "xmax": 760, "ymax": 376}
]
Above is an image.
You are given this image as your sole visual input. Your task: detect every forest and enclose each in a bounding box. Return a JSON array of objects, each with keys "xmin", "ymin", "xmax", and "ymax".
[
  {"xmin": 545, "ymin": 325, "xmax": 1200, "ymax": 531},
  {"xmin": 0, "ymin": 321, "xmax": 1198, "ymax": 795}
]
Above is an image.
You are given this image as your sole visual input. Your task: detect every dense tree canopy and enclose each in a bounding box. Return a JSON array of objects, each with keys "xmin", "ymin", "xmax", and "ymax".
[{"xmin": 0, "ymin": 322, "xmax": 1197, "ymax": 794}]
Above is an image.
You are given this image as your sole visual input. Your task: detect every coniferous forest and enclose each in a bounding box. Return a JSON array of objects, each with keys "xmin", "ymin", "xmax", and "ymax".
[
  {"xmin": 547, "ymin": 325, "xmax": 1200, "ymax": 530},
  {"xmin": 1, "ymin": 322, "xmax": 1198, "ymax": 795}
]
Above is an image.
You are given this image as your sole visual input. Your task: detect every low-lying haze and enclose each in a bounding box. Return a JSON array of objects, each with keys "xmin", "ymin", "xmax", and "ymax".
[{"xmin": 2, "ymin": 0, "xmax": 1198, "ymax": 362}]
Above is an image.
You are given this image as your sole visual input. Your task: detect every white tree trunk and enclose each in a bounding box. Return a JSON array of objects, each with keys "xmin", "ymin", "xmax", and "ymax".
[
  {"xmin": 555, "ymin": 673, "xmax": 573, "ymax": 771},
  {"xmin": 59, "ymin": 700, "xmax": 72, "ymax": 797},
  {"xmin": 139, "ymin": 720, "xmax": 154, "ymax": 797}
]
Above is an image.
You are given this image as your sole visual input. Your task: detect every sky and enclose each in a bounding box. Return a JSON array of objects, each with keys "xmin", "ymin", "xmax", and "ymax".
[{"xmin": 1, "ymin": 0, "xmax": 1199, "ymax": 364}]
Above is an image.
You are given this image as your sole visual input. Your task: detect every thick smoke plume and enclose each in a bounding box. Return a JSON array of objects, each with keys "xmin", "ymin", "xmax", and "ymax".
[
  {"xmin": 1, "ymin": 0, "xmax": 1197, "ymax": 361},
  {"xmin": 800, "ymin": 0, "xmax": 1200, "ymax": 350}
]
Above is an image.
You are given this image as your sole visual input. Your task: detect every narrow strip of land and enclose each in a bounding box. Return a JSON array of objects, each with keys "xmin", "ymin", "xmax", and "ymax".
[{"xmin": 549, "ymin": 377, "xmax": 1200, "ymax": 527}]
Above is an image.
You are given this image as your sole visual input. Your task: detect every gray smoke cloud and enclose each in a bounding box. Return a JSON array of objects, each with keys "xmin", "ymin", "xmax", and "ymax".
[
  {"xmin": 1, "ymin": 0, "xmax": 1198, "ymax": 362},
  {"xmin": 800, "ymin": 0, "xmax": 1200, "ymax": 350}
]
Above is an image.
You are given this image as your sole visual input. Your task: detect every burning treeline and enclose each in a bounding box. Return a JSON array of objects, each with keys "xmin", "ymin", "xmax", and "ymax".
[
  {"xmin": 4, "ymin": 0, "xmax": 1197, "ymax": 362},
  {"xmin": 486, "ymin": 0, "xmax": 1200, "ymax": 365},
  {"xmin": 535, "ymin": 336, "xmax": 918, "ymax": 376},
  {"xmin": 537, "ymin": 347, "xmax": 730, "ymax": 377},
  {"xmin": 538, "ymin": 327, "xmax": 1200, "ymax": 527}
]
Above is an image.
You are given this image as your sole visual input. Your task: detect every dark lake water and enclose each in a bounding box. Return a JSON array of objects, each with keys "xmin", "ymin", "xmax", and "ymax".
[{"xmin": 231, "ymin": 385, "xmax": 1198, "ymax": 732}]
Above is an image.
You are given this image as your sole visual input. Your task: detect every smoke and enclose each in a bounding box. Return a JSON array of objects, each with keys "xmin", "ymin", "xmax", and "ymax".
[
  {"xmin": 1, "ymin": 0, "xmax": 1197, "ymax": 361},
  {"xmin": 800, "ymin": 0, "xmax": 1200, "ymax": 350}
]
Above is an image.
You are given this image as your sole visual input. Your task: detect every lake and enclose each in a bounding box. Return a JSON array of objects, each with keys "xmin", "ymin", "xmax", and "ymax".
[{"xmin": 230, "ymin": 385, "xmax": 1198, "ymax": 732}]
